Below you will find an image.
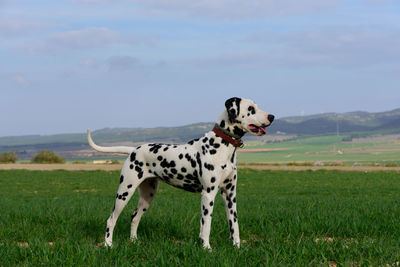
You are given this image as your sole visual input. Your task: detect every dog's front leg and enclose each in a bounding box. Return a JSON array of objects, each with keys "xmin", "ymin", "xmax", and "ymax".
[
  {"xmin": 221, "ymin": 171, "xmax": 240, "ymax": 248},
  {"xmin": 199, "ymin": 187, "xmax": 218, "ymax": 249}
]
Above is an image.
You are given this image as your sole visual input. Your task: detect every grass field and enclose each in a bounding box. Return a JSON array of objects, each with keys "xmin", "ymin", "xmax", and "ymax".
[
  {"xmin": 239, "ymin": 135, "xmax": 400, "ymax": 165},
  {"xmin": 1, "ymin": 169, "xmax": 400, "ymax": 266}
]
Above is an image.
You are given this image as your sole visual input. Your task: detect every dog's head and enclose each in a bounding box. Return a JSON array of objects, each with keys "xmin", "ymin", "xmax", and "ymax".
[{"xmin": 224, "ymin": 97, "xmax": 274, "ymax": 136}]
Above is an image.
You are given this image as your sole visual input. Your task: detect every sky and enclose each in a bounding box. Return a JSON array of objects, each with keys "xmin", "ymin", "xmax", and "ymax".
[{"xmin": 1, "ymin": 0, "xmax": 399, "ymax": 137}]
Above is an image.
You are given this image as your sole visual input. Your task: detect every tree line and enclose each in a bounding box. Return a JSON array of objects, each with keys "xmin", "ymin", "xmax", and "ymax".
[{"xmin": 0, "ymin": 150, "xmax": 65, "ymax": 164}]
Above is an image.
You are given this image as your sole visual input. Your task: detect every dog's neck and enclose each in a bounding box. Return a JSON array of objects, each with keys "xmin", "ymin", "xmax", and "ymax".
[
  {"xmin": 209, "ymin": 111, "xmax": 246, "ymax": 149},
  {"xmin": 215, "ymin": 111, "xmax": 247, "ymax": 139}
]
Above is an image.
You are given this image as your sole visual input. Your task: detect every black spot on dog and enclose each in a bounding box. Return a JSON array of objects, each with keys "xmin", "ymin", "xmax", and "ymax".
[
  {"xmin": 181, "ymin": 167, "xmax": 187, "ymax": 173},
  {"xmin": 233, "ymin": 126, "xmax": 245, "ymax": 137},
  {"xmin": 130, "ymin": 152, "xmax": 136, "ymax": 162},
  {"xmin": 191, "ymin": 159, "xmax": 196, "ymax": 168},
  {"xmin": 127, "ymin": 184, "xmax": 132, "ymax": 189},
  {"xmin": 157, "ymin": 156, "xmax": 163, "ymax": 161},
  {"xmin": 248, "ymin": 106, "xmax": 256, "ymax": 115},
  {"xmin": 120, "ymin": 175, "xmax": 124, "ymax": 183},
  {"xmin": 209, "ymin": 138, "xmax": 215, "ymax": 146},
  {"xmin": 220, "ymin": 120, "xmax": 225, "ymax": 128},
  {"xmin": 204, "ymin": 163, "xmax": 214, "ymax": 171},
  {"xmin": 179, "ymin": 153, "xmax": 183, "ymax": 159},
  {"xmin": 135, "ymin": 166, "xmax": 142, "ymax": 173},
  {"xmin": 187, "ymin": 138, "xmax": 199, "ymax": 145},
  {"xmin": 221, "ymin": 138, "xmax": 229, "ymax": 146},
  {"xmin": 149, "ymin": 144, "xmax": 162, "ymax": 154},
  {"xmin": 231, "ymin": 149, "xmax": 236, "ymax": 163},
  {"xmin": 131, "ymin": 210, "xmax": 138, "ymax": 221},
  {"xmin": 196, "ymin": 152, "xmax": 202, "ymax": 177},
  {"xmin": 210, "ymin": 177, "xmax": 216, "ymax": 183}
]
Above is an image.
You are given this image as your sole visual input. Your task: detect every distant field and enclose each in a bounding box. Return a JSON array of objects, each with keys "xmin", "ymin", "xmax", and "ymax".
[
  {"xmin": 238, "ymin": 135, "xmax": 400, "ymax": 165},
  {"xmin": 0, "ymin": 169, "xmax": 399, "ymax": 265}
]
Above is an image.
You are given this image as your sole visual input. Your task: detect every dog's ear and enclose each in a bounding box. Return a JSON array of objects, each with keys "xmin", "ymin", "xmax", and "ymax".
[{"xmin": 225, "ymin": 97, "xmax": 242, "ymax": 123}]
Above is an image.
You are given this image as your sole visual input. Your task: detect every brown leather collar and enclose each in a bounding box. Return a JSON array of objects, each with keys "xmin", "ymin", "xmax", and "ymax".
[{"xmin": 213, "ymin": 124, "xmax": 244, "ymax": 148}]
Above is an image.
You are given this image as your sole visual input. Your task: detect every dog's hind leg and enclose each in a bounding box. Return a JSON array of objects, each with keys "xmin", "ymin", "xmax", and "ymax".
[
  {"xmin": 105, "ymin": 168, "xmax": 140, "ymax": 247},
  {"xmin": 130, "ymin": 177, "xmax": 159, "ymax": 241}
]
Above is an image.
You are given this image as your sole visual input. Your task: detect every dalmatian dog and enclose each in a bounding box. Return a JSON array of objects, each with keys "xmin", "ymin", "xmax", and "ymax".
[{"xmin": 87, "ymin": 97, "xmax": 274, "ymax": 249}]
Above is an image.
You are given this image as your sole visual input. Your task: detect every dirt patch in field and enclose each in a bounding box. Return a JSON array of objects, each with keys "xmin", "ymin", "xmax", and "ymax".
[
  {"xmin": 1, "ymin": 163, "xmax": 400, "ymax": 172},
  {"xmin": 239, "ymin": 164, "xmax": 400, "ymax": 172},
  {"xmin": 0, "ymin": 163, "xmax": 122, "ymax": 171},
  {"xmin": 238, "ymin": 148, "xmax": 291, "ymax": 153}
]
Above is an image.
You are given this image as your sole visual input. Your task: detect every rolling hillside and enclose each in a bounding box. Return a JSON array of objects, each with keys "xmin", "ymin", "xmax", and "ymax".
[{"xmin": 0, "ymin": 108, "xmax": 399, "ymax": 159}]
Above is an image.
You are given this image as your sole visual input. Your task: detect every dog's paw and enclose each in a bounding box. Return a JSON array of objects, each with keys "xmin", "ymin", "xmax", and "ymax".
[
  {"xmin": 203, "ymin": 243, "xmax": 212, "ymax": 251},
  {"xmin": 130, "ymin": 236, "xmax": 138, "ymax": 243},
  {"xmin": 233, "ymin": 239, "xmax": 240, "ymax": 248}
]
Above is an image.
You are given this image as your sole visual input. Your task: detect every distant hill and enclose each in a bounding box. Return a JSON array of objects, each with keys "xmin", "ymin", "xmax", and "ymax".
[
  {"xmin": 0, "ymin": 108, "xmax": 399, "ymax": 159},
  {"xmin": 270, "ymin": 108, "xmax": 400, "ymax": 136}
]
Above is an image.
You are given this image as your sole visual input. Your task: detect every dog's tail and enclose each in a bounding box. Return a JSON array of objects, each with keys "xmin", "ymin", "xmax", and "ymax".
[{"xmin": 87, "ymin": 129, "xmax": 133, "ymax": 155}]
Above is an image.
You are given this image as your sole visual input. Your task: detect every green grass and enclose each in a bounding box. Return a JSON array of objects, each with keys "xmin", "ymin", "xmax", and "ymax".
[
  {"xmin": 239, "ymin": 135, "xmax": 400, "ymax": 164},
  {"xmin": 0, "ymin": 169, "xmax": 400, "ymax": 266}
]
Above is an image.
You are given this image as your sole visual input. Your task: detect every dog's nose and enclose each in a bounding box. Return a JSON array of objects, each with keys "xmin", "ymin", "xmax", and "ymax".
[{"xmin": 268, "ymin": 114, "xmax": 275, "ymax": 123}]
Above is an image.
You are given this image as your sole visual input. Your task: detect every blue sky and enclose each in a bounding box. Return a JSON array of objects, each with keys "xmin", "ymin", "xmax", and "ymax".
[{"xmin": 1, "ymin": 0, "xmax": 399, "ymax": 136}]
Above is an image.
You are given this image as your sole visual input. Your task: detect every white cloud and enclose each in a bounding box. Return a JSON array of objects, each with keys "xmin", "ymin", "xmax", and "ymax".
[
  {"xmin": 188, "ymin": 51, "xmax": 265, "ymax": 67},
  {"xmin": 45, "ymin": 27, "xmax": 123, "ymax": 49},
  {"xmin": 26, "ymin": 27, "xmax": 149, "ymax": 54},
  {"xmin": 79, "ymin": 58, "xmax": 101, "ymax": 69},
  {"xmin": 11, "ymin": 75, "xmax": 28, "ymax": 85},
  {"xmin": 188, "ymin": 26, "xmax": 400, "ymax": 70},
  {"xmin": 364, "ymin": 0, "xmax": 394, "ymax": 4},
  {"xmin": 246, "ymin": 26, "xmax": 400, "ymax": 68},
  {"xmin": 107, "ymin": 55, "xmax": 140, "ymax": 71},
  {"xmin": 71, "ymin": 0, "xmax": 340, "ymax": 19},
  {"xmin": 0, "ymin": 18, "xmax": 49, "ymax": 36}
]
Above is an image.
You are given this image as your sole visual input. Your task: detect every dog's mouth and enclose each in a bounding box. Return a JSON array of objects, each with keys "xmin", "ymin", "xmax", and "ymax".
[{"xmin": 248, "ymin": 124, "xmax": 268, "ymax": 136}]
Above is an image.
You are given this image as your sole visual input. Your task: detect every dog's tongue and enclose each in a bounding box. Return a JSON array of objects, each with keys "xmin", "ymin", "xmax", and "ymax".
[{"xmin": 249, "ymin": 125, "xmax": 267, "ymax": 135}]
